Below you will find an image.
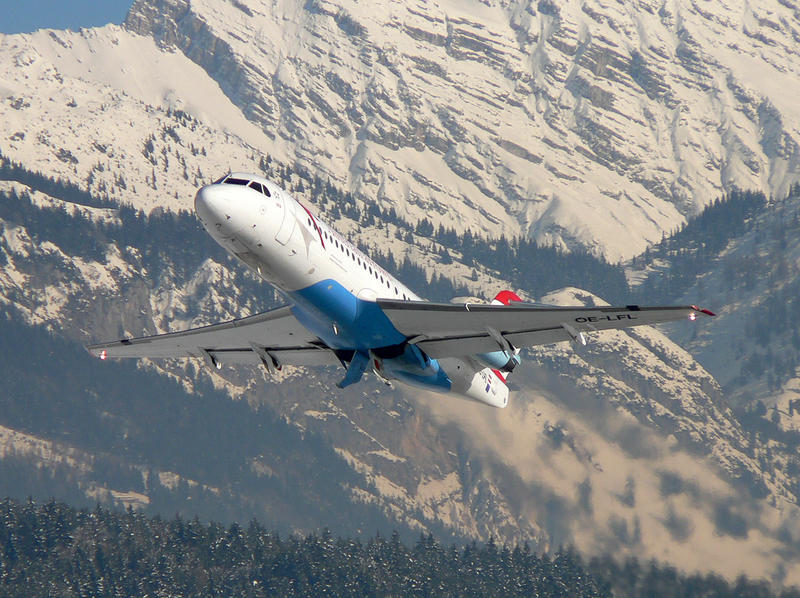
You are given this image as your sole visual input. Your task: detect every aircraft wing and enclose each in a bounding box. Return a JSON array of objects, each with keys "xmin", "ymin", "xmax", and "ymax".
[
  {"xmin": 86, "ymin": 305, "xmax": 339, "ymax": 368},
  {"xmin": 377, "ymin": 299, "xmax": 714, "ymax": 359}
]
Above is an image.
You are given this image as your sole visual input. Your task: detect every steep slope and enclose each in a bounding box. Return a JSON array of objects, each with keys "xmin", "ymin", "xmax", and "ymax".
[
  {"xmin": 3, "ymin": 178, "xmax": 800, "ymax": 582},
  {"xmin": 2, "ymin": 0, "xmax": 798, "ymax": 262},
  {"xmin": 653, "ymin": 189, "xmax": 800, "ymax": 508},
  {"xmin": 2, "ymin": 0, "xmax": 800, "ymax": 584},
  {"xmin": 0, "ymin": 25, "xmax": 268, "ymax": 213},
  {"xmin": 124, "ymin": 0, "xmax": 800, "ymax": 260},
  {"xmin": 631, "ymin": 187, "xmax": 800, "ymax": 410},
  {"xmin": 619, "ymin": 187, "xmax": 800, "ymax": 568}
]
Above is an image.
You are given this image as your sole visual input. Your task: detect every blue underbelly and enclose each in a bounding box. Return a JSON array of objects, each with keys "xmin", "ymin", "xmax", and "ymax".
[
  {"xmin": 382, "ymin": 346, "xmax": 451, "ymax": 392},
  {"xmin": 288, "ymin": 278, "xmax": 406, "ymax": 350},
  {"xmin": 288, "ymin": 279, "xmax": 451, "ymax": 393}
]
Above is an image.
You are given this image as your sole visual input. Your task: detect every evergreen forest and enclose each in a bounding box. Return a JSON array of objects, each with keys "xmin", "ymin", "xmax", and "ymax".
[{"xmin": 0, "ymin": 498, "xmax": 796, "ymax": 598}]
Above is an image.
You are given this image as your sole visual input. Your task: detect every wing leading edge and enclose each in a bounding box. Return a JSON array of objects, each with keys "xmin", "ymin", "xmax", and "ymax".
[
  {"xmin": 376, "ymin": 299, "xmax": 714, "ymax": 359},
  {"xmin": 86, "ymin": 305, "xmax": 339, "ymax": 367},
  {"xmin": 88, "ymin": 300, "xmax": 713, "ymax": 368}
]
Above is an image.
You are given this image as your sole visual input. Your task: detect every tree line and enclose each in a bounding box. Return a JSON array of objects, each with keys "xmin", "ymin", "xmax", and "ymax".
[{"xmin": 1, "ymin": 498, "xmax": 795, "ymax": 598}]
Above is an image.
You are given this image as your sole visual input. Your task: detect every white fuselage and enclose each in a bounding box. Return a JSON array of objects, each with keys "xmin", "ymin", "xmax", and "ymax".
[{"xmin": 194, "ymin": 173, "xmax": 509, "ymax": 407}]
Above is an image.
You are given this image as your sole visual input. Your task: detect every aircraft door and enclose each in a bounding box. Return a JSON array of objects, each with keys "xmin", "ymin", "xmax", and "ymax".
[{"xmin": 275, "ymin": 191, "xmax": 296, "ymax": 245}]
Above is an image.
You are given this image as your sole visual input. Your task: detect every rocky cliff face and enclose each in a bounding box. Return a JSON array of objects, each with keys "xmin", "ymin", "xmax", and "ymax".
[
  {"xmin": 122, "ymin": 0, "xmax": 800, "ymax": 260},
  {"xmin": 2, "ymin": 0, "xmax": 800, "ymax": 585},
  {"xmin": 2, "ymin": 0, "xmax": 799, "ymax": 261}
]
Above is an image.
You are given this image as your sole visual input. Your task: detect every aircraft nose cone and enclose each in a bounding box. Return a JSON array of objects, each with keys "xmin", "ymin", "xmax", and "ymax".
[{"xmin": 194, "ymin": 184, "xmax": 229, "ymax": 226}]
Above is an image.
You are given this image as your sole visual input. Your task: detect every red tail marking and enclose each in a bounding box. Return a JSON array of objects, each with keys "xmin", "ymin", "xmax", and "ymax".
[
  {"xmin": 492, "ymin": 369, "xmax": 506, "ymax": 383},
  {"xmin": 494, "ymin": 290, "xmax": 522, "ymax": 305}
]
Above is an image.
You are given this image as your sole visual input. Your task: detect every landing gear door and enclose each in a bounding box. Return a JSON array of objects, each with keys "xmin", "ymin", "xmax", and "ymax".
[{"xmin": 275, "ymin": 191, "xmax": 296, "ymax": 245}]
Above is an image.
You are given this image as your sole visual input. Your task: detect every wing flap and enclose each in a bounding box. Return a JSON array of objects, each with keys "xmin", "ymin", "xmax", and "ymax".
[
  {"xmin": 416, "ymin": 328, "xmax": 571, "ymax": 358},
  {"xmin": 203, "ymin": 348, "xmax": 341, "ymax": 367}
]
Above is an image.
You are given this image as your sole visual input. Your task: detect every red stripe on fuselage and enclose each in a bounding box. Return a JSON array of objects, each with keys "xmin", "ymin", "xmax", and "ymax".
[
  {"xmin": 492, "ymin": 369, "xmax": 506, "ymax": 383},
  {"xmin": 297, "ymin": 202, "xmax": 325, "ymax": 249}
]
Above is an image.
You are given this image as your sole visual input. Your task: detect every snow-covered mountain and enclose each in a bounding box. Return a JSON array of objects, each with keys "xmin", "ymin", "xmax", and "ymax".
[
  {"xmin": 3, "ymin": 0, "xmax": 800, "ymax": 585},
  {"xmin": 684, "ymin": 198, "xmax": 800, "ymax": 393},
  {"xmin": 123, "ymin": 0, "xmax": 800, "ymax": 260},
  {"xmin": 2, "ymin": 0, "xmax": 799, "ymax": 259},
  {"xmin": 0, "ymin": 24, "xmax": 268, "ymax": 214},
  {"xmin": 3, "ymin": 175, "xmax": 800, "ymax": 583}
]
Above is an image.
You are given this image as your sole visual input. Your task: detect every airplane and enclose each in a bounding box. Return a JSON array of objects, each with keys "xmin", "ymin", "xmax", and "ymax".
[{"xmin": 87, "ymin": 172, "xmax": 714, "ymax": 408}]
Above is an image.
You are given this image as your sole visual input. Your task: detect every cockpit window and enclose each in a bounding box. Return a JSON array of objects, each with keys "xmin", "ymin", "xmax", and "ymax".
[
  {"xmin": 213, "ymin": 174, "xmax": 229, "ymax": 184},
  {"xmin": 262, "ymin": 185, "xmax": 271, "ymax": 197},
  {"xmin": 224, "ymin": 177, "xmax": 249, "ymax": 186},
  {"xmin": 249, "ymin": 181, "xmax": 264, "ymax": 193}
]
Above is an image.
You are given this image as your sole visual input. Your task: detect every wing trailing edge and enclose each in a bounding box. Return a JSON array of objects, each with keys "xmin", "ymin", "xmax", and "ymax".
[{"xmin": 377, "ymin": 299, "xmax": 713, "ymax": 359}]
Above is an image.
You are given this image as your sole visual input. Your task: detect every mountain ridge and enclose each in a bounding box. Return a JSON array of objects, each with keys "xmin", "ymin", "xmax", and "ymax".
[
  {"xmin": 2, "ymin": 0, "xmax": 800, "ymax": 583},
  {"xmin": 119, "ymin": 0, "xmax": 800, "ymax": 260},
  {"xmin": 2, "ymin": 168, "xmax": 799, "ymax": 581}
]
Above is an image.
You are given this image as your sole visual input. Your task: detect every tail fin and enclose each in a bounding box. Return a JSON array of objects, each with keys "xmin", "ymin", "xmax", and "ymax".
[{"xmin": 492, "ymin": 290, "xmax": 522, "ymax": 306}]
